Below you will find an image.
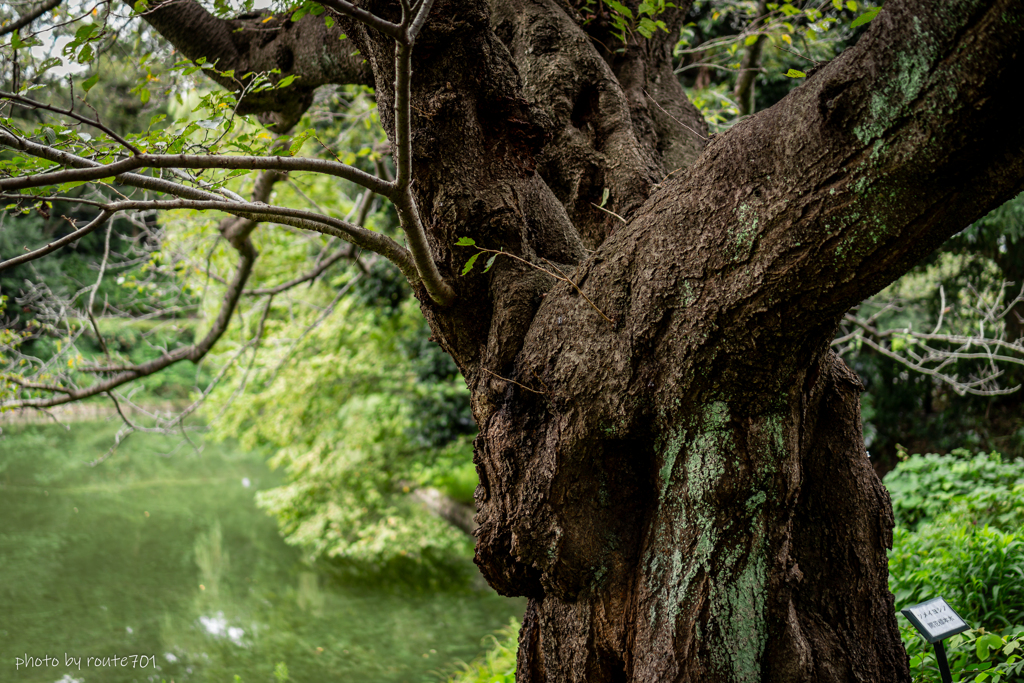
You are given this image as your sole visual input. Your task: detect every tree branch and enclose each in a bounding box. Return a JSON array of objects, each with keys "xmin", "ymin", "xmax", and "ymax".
[
  {"xmin": 137, "ymin": 0, "xmax": 374, "ymax": 131},
  {"xmin": 0, "ymin": 90, "xmax": 142, "ymax": 154},
  {"xmin": 1, "ymin": 241, "xmax": 255, "ymax": 409},
  {"xmin": 0, "ymin": 130, "xmax": 419, "ymax": 281},
  {"xmin": 319, "ymin": 0, "xmax": 404, "ymax": 41},
  {"xmin": 390, "ymin": 39, "xmax": 454, "ymax": 305},
  {"xmin": 0, "ymin": 0, "xmax": 64, "ymax": 37},
  {"xmin": 0, "ymin": 210, "xmax": 112, "ymax": 271},
  {"xmin": 0, "ymin": 148, "xmax": 395, "ymax": 197}
]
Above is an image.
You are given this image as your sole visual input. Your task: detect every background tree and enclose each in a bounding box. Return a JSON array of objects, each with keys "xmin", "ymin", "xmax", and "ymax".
[{"xmin": 2, "ymin": 1, "xmax": 1024, "ymax": 682}]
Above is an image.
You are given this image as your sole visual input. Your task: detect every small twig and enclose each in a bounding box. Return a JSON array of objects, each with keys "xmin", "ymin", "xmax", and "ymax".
[
  {"xmin": 775, "ymin": 44, "xmax": 821, "ymax": 65},
  {"xmin": 642, "ymin": 89, "xmax": 710, "ymax": 142},
  {"xmin": 471, "ymin": 247, "xmax": 614, "ymax": 324},
  {"xmin": 530, "ymin": 369, "xmax": 551, "ymax": 392},
  {"xmin": 590, "ymin": 202, "xmax": 627, "ymax": 224},
  {"xmin": 0, "ymin": 210, "xmax": 112, "ymax": 272},
  {"xmin": 86, "ymin": 214, "xmax": 115, "ymax": 360},
  {"xmin": 481, "ymin": 367, "xmax": 544, "ymax": 395}
]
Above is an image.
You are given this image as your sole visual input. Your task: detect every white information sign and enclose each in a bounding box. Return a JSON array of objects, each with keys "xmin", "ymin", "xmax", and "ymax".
[{"xmin": 901, "ymin": 597, "xmax": 969, "ymax": 644}]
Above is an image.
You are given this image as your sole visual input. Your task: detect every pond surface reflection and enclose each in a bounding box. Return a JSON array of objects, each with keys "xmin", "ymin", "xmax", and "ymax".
[{"xmin": 0, "ymin": 422, "xmax": 522, "ymax": 683}]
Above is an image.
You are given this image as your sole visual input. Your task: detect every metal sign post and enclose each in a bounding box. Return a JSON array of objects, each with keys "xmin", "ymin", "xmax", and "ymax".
[{"xmin": 901, "ymin": 597, "xmax": 970, "ymax": 683}]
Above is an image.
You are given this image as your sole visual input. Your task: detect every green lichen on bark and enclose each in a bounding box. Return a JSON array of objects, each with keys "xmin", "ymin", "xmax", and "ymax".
[
  {"xmin": 645, "ymin": 402, "xmax": 731, "ymax": 631},
  {"xmin": 855, "ymin": 17, "xmax": 938, "ymax": 144},
  {"xmin": 709, "ymin": 541, "xmax": 768, "ymax": 683},
  {"xmin": 729, "ymin": 204, "xmax": 760, "ymax": 262},
  {"xmin": 679, "ymin": 279, "xmax": 696, "ymax": 308},
  {"xmin": 643, "ymin": 403, "xmax": 786, "ymax": 680}
]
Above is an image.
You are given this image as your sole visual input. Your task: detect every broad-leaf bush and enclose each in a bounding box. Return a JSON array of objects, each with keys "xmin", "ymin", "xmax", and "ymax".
[
  {"xmin": 887, "ymin": 451, "xmax": 1024, "ymax": 681},
  {"xmin": 890, "ymin": 520, "xmax": 1024, "ymax": 630},
  {"xmin": 886, "ymin": 450, "xmax": 1024, "ymax": 531},
  {"xmin": 905, "ymin": 628, "xmax": 1024, "ymax": 683}
]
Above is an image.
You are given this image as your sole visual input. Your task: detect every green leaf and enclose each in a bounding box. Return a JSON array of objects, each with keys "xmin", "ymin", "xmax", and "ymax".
[
  {"xmin": 784, "ymin": 69, "xmax": 806, "ymax": 78},
  {"xmin": 291, "ymin": 7, "xmax": 307, "ymax": 21},
  {"xmin": 455, "ymin": 237, "xmax": 476, "ymax": 246},
  {"xmin": 277, "ymin": 74, "xmax": 297, "ymax": 88},
  {"xmin": 75, "ymin": 24, "xmax": 94, "ymax": 41},
  {"xmin": 325, "ymin": 16, "xmax": 335, "ymax": 28},
  {"xmin": 37, "ymin": 57, "xmax": 63, "ymax": 75},
  {"xmin": 849, "ymin": 6, "xmax": 880, "ymax": 28},
  {"xmin": 605, "ymin": 0, "xmax": 633, "ymax": 19},
  {"xmin": 288, "ymin": 129, "xmax": 314, "ymax": 155},
  {"xmin": 845, "ymin": 0, "xmax": 857, "ymax": 10},
  {"xmin": 744, "ymin": 34, "xmax": 759, "ymax": 46},
  {"xmin": 600, "ymin": 187, "xmax": 610, "ymax": 208},
  {"xmin": 133, "ymin": 0, "xmax": 149, "ymax": 12},
  {"xmin": 484, "ymin": 254, "xmax": 498, "ymax": 273},
  {"xmin": 978, "ymin": 634, "xmax": 1005, "ymax": 660},
  {"xmin": 461, "ymin": 252, "xmax": 480, "ymax": 275}
]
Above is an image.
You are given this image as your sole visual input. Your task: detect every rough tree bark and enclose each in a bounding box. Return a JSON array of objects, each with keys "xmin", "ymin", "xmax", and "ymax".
[{"xmin": 123, "ymin": 0, "xmax": 1024, "ymax": 679}]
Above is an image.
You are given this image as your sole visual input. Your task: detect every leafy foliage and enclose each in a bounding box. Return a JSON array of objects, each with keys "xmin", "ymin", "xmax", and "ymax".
[
  {"xmin": 209, "ymin": 291, "xmax": 477, "ymax": 580},
  {"xmin": 675, "ymin": 0, "xmax": 881, "ymax": 129},
  {"xmin": 886, "ymin": 450, "xmax": 1024, "ymax": 532},
  {"xmin": 444, "ymin": 619, "xmax": 519, "ymax": 683},
  {"xmin": 888, "ymin": 451, "xmax": 1024, "ymax": 681},
  {"xmin": 907, "ymin": 629, "xmax": 1024, "ymax": 683}
]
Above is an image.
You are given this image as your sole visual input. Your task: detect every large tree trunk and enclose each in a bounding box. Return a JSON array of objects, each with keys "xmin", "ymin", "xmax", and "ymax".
[
  {"xmin": 489, "ymin": 350, "xmax": 905, "ymax": 682},
  {"xmin": 139, "ymin": 0, "xmax": 1024, "ymax": 679}
]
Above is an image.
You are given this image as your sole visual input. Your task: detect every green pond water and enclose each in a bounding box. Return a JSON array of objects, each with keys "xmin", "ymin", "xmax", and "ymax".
[{"xmin": 0, "ymin": 421, "xmax": 523, "ymax": 683}]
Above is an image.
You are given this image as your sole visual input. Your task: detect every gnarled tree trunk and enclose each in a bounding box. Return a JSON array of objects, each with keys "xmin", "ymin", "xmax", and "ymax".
[{"xmin": 141, "ymin": 0, "xmax": 1024, "ymax": 679}]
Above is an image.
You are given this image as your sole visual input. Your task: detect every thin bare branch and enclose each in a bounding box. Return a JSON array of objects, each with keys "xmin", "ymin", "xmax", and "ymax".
[
  {"xmin": 84, "ymin": 214, "xmax": 114, "ymax": 360},
  {"xmin": 391, "ymin": 40, "xmax": 454, "ymax": 305},
  {"xmin": 407, "ymin": 0, "xmax": 436, "ymax": 43},
  {"xmin": 0, "ymin": 0, "xmax": 64, "ymax": 37},
  {"xmin": 318, "ymin": 0, "xmax": 404, "ymax": 41},
  {"xmin": 854, "ymin": 335, "xmax": 1019, "ymax": 397},
  {"xmin": 0, "ymin": 210, "xmax": 112, "ymax": 271},
  {"xmin": 245, "ymin": 245, "xmax": 353, "ymax": 295},
  {"xmin": 0, "ymin": 149, "xmax": 395, "ymax": 197},
  {"xmin": 0, "ymin": 89, "xmax": 142, "ymax": 154},
  {"xmin": 1, "ymin": 240, "xmax": 256, "ymax": 410}
]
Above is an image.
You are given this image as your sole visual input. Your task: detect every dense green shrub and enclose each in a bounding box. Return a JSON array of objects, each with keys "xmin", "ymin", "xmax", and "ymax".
[
  {"xmin": 906, "ymin": 629, "xmax": 1024, "ymax": 683},
  {"xmin": 888, "ymin": 451, "xmax": 1024, "ymax": 681},
  {"xmin": 886, "ymin": 450, "xmax": 1024, "ymax": 531},
  {"xmin": 890, "ymin": 517, "xmax": 1024, "ymax": 630}
]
